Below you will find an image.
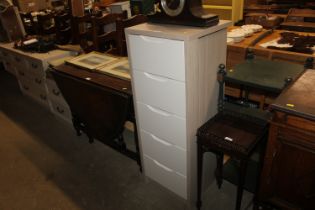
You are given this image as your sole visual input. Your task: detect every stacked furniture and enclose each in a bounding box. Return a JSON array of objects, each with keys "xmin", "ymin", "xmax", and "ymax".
[
  {"xmin": 126, "ymin": 21, "xmax": 230, "ymax": 203},
  {"xmin": 0, "ymin": 42, "xmax": 73, "ymax": 122}
]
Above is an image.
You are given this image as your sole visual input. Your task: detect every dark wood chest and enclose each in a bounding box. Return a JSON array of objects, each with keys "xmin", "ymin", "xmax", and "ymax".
[{"xmin": 257, "ymin": 70, "xmax": 315, "ymax": 210}]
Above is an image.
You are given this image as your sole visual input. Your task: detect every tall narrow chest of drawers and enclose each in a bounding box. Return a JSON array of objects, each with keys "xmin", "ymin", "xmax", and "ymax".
[{"xmin": 126, "ymin": 21, "xmax": 230, "ymax": 204}]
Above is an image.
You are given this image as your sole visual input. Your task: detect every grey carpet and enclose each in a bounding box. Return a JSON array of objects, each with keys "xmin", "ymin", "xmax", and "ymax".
[{"xmin": 0, "ymin": 69, "xmax": 253, "ymax": 210}]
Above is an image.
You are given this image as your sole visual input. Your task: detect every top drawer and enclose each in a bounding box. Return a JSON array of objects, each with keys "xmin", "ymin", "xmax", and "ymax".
[{"xmin": 128, "ymin": 35, "xmax": 185, "ymax": 81}]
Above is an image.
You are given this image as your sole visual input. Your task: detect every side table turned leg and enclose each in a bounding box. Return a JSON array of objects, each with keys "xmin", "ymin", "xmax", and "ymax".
[
  {"xmin": 215, "ymin": 152, "xmax": 224, "ymax": 189},
  {"xmin": 196, "ymin": 140, "xmax": 204, "ymax": 210}
]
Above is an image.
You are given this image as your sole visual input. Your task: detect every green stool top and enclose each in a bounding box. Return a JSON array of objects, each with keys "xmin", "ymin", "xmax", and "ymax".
[{"xmin": 225, "ymin": 59, "xmax": 305, "ymax": 93}]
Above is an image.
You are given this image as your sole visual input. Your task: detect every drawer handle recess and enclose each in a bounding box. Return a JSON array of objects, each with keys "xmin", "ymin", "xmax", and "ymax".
[
  {"xmin": 140, "ymin": 35, "xmax": 164, "ymax": 44},
  {"xmin": 150, "ymin": 134, "xmax": 172, "ymax": 146},
  {"xmin": 153, "ymin": 159, "xmax": 173, "ymax": 172},
  {"xmin": 146, "ymin": 105, "xmax": 170, "ymax": 117},
  {"xmin": 23, "ymin": 85, "xmax": 29, "ymax": 90},
  {"xmin": 52, "ymin": 89, "xmax": 60, "ymax": 96},
  {"xmin": 18, "ymin": 71, "xmax": 25, "ymax": 76},
  {"xmin": 143, "ymin": 72, "xmax": 168, "ymax": 82}
]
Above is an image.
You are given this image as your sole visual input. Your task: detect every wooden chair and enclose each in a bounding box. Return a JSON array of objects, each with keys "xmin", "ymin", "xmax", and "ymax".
[
  {"xmin": 116, "ymin": 14, "xmax": 148, "ymax": 56},
  {"xmin": 37, "ymin": 13, "xmax": 56, "ymax": 36},
  {"xmin": 72, "ymin": 14, "xmax": 93, "ymax": 52},
  {"xmin": 91, "ymin": 12, "xmax": 127, "ymax": 53},
  {"xmin": 54, "ymin": 11, "xmax": 72, "ymax": 45},
  {"xmin": 196, "ymin": 64, "xmax": 270, "ymax": 210},
  {"xmin": 20, "ymin": 12, "xmax": 37, "ymax": 35}
]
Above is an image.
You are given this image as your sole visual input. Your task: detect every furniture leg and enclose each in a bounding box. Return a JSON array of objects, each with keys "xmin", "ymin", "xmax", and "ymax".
[
  {"xmin": 215, "ymin": 152, "xmax": 224, "ymax": 189},
  {"xmin": 236, "ymin": 159, "xmax": 248, "ymax": 210},
  {"xmin": 196, "ymin": 140, "xmax": 204, "ymax": 210}
]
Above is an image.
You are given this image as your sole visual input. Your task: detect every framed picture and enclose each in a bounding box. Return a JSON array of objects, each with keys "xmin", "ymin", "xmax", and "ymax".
[
  {"xmin": 66, "ymin": 51, "xmax": 119, "ymax": 70},
  {"xmin": 96, "ymin": 58, "xmax": 131, "ymax": 80}
]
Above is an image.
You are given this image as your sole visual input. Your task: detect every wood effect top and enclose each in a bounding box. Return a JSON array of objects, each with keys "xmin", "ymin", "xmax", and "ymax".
[
  {"xmin": 0, "ymin": 42, "xmax": 72, "ymax": 61},
  {"xmin": 52, "ymin": 64, "xmax": 132, "ymax": 95},
  {"xmin": 271, "ymin": 70, "xmax": 315, "ymax": 121},
  {"xmin": 125, "ymin": 20, "xmax": 231, "ymax": 41}
]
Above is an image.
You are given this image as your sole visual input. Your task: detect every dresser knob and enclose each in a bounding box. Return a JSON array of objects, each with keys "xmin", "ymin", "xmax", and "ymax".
[{"xmin": 52, "ymin": 89, "xmax": 60, "ymax": 96}]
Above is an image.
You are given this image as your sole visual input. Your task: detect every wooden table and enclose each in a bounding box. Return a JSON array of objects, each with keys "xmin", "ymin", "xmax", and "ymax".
[
  {"xmin": 51, "ymin": 63, "xmax": 141, "ymax": 169},
  {"xmin": 226, "ymin": 28, "xmax": 315, "ymax": 107}
]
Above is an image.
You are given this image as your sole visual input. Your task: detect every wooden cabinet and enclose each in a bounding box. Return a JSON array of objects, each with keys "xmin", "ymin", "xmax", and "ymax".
[
  {"xmin": 258, "ymin": 70, "xmax": 315, "ymax": 210},
  {"xmin": 126, "ymin": 21, "xmax": 230, "ymax": 203},
  {"xmin": 203, "ymin": 0, "xmax": 244, "ymax": 24}
]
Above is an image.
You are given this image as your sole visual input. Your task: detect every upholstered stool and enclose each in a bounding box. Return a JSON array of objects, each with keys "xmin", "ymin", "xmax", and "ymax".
[{"xmin": 196, "ymin": 64, "xmax": 270, "ymax": 210}]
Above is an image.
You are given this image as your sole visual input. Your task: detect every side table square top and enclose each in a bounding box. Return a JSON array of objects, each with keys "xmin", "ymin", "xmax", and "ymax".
[{"xmin": 225, "ymin": 59, "xmax": 305, "ymax": 93}]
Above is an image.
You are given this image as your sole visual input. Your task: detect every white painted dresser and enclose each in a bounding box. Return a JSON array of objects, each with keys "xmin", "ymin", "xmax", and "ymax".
[
  {"xmin": 126, "ymin": 21, "xmax": 230, "ymax": 205},
  {"xmin": 0, "ymin": 42, "xmax": 73, "ymax": 122}
]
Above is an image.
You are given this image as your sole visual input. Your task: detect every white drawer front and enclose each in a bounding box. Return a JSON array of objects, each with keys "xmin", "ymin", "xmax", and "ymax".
[
  {"xmin": 46, "ymin": 79, "xmax": 68, "ymax": 105},
  {"xmin": 26, "ymin": 59, "xmax": 45, "ymax": 77},
  {"xmin": 144, "ymin": 155, "xmax": 187, "ymax": 199},
  {"xmin": 141, "ymin": 130, "xmax": 186, "ymax": 175},
  {"xmin": 51, "ymin": 100, "xmax": 72, "ymax": 122},
  {"xmin": 129, "ymin": 35, "xmax": 185, "ymax": 81},
  {"xmin": 11, "ymin": 54, "xmax": 26, "ymax": 70},
  {"xmin": 137, "ymin": 102, "xmax": 186, "ymax": 149},
  {"xmin": 20, "ymin": 79, "xmax": 50, "ymax": 108},
  {"xmin": 133, "ymin": 70, "xmax": 186, "ymax": 117},
  {"xmin": 3, "ymin": 60, "xmax": 16, "ymax": 75}
]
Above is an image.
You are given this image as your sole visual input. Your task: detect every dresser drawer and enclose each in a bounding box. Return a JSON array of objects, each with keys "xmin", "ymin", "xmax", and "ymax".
[
  {"xmin": 46, "ymin": 79, "xmax": 67, "ymax": 105},
  {"xmin": 26, "ymin": 59, "xmax": 45, "ymax": 77},
  {"xmin": 19, "ymin": 78, "xmax": 49, "ymax": 107},
  {"xmin": 144, "ymin": 155, "xmax": 187, "ymax": 199},
  {"xmin": 3, "ymin": 60, "xmax": 16, "ymax": 75},
  {"xmin": 133, "ymin": 70, "xmax": 186, "ymax": 117},
  {"xmin": 18, "ymin": 74, "xmax": 46, "ymax": 92},
  {"xmin": 137, "ymin": 102, "xmax": 186, "ymax": 149},
  {"xmin": 128, "ymin": 35, "xmax": 185, "ymax": 81},
  {"xmin": 51, "ymin": 100, "xmax": 72, "ymax": 123},
  {"xmin": 141, "ymin": 129, "xmax": 186, "ymax": 175},
  {"xmin": 11, "ymin": 54, "xmax": 27, "ymax": 70}
]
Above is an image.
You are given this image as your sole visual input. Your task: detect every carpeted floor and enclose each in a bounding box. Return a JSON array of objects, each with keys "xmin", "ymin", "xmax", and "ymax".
[{"xmin": 0, "ymin": 69, "xmax": 253, "ymax": 210}]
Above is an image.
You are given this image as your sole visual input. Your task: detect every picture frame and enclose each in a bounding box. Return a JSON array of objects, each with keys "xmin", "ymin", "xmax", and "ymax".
[
  {"xmin": 96, "ymin": 58, "xmax": 131, "ymax": 81},
  {"xmin": 66, "ymin": 51, "xmax": 119, "ymax": 70}
]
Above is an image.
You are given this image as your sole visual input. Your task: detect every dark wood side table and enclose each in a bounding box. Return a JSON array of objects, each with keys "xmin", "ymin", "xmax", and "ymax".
[
  {"xmin": 257, "ymin": 69, "xmax": 315, "ymax": 210},
  {"xmin": 225, "ymin": 59, "xmax": 305, "ymax": 109},
  {"xmin": 50, "ymin": 63, "xmax": 141, "ymax": 170}
]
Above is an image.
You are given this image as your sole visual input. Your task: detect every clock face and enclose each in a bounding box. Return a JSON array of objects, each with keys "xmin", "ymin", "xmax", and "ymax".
[{"xmin": 161, "ymin": 0, "xmax": 185, "ymax": 17}]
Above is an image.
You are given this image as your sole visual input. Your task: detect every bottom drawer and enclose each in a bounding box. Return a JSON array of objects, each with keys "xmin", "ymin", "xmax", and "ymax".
[
  {"xmin": 141, "ymin": 129, "xmax": 186, "ymax": 175},
  {"xmin": 143, "ymin": 155, "xmax": 187, "ymax": 199},
  {"xmin": 51, "ymin": 100, "xmax": 72, "ymax": 123}
]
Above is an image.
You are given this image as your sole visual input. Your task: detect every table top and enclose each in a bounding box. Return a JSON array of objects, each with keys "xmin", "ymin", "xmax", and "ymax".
[
  {"xmin": 52, "ymin": 63, "xmax": 132, "ymax": 95},
  {"xmin": 271, "ymin": 70, "xmax": 315, "ymax": 121},
  {"xmin": 225, "ymin": 59, "xmax": 305, "ymax": 93}
]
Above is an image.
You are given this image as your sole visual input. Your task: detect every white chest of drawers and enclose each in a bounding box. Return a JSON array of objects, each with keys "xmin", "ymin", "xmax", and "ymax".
[
  {"xmin": 126, "ymin": 21, "xmax": 230, "ymax": 204},
  {"xmin": 0, "ymin": 43, "xmax": 72, "ymax": 116}
]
